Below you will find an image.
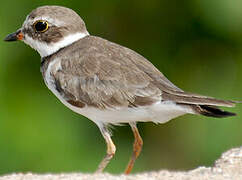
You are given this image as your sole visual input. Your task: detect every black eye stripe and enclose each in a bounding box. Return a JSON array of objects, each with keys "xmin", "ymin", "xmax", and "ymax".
[{"xmin": 34, "ymin": 21, "xmax": 48, "ymax": 32}]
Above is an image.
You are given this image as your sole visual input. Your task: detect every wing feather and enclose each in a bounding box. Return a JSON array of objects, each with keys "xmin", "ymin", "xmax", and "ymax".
[
  {"xmin": 52, "ymin": 49, "xmax": 162, "ymax": 109},
  {"xmin": 48, "ymin": 36, "xmax": 235, "ymax": 110}
]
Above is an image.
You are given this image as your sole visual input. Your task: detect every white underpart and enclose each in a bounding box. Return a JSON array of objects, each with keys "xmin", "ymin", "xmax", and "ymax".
[
  {"xmin": 23, "ymin": 32, "xmax": 88, "ymax": 58},
  {"xmin": 45, "ymin": 58, "xmax": 194, "ymax": 125}
]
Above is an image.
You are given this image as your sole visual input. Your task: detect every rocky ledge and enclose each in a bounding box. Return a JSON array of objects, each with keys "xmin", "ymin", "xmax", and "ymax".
[{"xmin": 0, "ymin": 147, "xmax": 241, "ymax": 180}]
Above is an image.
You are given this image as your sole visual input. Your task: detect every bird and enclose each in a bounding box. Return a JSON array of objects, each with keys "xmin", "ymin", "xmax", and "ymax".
[{"xmin": 4, "ymin": 5, "xmax": 238, "ymax": 174}]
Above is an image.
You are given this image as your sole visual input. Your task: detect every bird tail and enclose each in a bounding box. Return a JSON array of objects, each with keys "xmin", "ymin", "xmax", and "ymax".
[
  {"xmin": 192, "ymin": 105, "xmax": 236, "ymax": 118},
  {"xmin": 161, "ymin": 89, "xmax": 239, "ymax": 118}
]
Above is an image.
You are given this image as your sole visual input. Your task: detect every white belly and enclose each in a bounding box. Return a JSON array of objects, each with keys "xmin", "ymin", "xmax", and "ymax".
[{"xmin": 69, "ymin": 101, "xmax": 192, "ymax": 125}]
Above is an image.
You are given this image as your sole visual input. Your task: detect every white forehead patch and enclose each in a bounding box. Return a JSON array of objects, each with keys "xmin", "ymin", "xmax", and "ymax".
[
  {"xmin": 34, "ymin": 16, "xmax": 65, "ymax": 27},
  {"xmin": 23, "ymin": 15, "xmax": 64, "ymax": 28},
  {"xmin": 23, "ymin": 32, "xmax": 89, "ymax": 57}
]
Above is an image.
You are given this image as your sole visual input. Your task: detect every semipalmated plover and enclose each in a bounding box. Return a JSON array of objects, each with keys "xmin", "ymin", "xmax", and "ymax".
[{"xmin": 4, "ymin": 5, "xmax": 238, "ymax": 174}]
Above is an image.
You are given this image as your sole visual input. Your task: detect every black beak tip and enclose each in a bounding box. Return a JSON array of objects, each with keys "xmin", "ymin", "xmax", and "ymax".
[
  {"xmin": 4, "ymin": 35, "xmax": 17, "ymax": 42},
  {"xmin": 4, "ymin": 31, "xmax": 20, "ymax": 42},
  {"xmin": 4, "ymin": 36, "xmax": 10, "ymax": 42}
]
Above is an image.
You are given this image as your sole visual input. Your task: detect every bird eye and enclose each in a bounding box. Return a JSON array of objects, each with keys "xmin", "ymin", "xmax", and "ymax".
[{"xmin": 33, "ymin": 20, "xmax": 49, "ymax": 33}]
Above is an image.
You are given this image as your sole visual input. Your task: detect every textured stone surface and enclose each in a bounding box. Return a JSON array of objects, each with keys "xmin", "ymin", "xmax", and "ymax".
[{"xmin": 0, "ymin": 147, "xmax": 241, "ymax": 180}]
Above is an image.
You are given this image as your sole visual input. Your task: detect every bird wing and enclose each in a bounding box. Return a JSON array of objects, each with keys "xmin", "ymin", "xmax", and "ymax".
[
  {"xmin": 51, "ymin": 40, "xmax": 163, "ymax": 109},
  {"xmin": 50, "ymin": 36, "xmax": 235, "ymax": 109}
]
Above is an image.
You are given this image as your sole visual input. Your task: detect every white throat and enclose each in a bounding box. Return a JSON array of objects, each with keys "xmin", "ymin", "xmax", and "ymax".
[{"xmin": 24, "ymin": 32, "xmax": 89, "ymax": 57}]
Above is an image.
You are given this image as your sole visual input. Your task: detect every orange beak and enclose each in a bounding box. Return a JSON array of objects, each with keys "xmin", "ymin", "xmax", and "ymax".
[{"xmin": 4, "ymin": 30, "xmax": 24, "ymax": 42}]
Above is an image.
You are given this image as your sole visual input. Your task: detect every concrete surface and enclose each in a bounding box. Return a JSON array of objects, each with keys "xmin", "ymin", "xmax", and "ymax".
[{"xmin": 0, "ymin": 146, "xmax": 241, "ymax": 180}]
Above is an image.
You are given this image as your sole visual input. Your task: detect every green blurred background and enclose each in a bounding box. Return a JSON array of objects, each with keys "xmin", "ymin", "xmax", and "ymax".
[{"xmin": 0, "ymin": 0, "xmax": 242, "ymax": 175}]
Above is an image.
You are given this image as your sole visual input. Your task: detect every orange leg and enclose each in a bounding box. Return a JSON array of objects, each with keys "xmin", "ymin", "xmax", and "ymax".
[
  {"xmin": 125, "ymin": 122, "xmax": 143, "ymax": 174},
  {"xmin": 96, "ymin": 125, "xmax": 116, "ymax": 173}
]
